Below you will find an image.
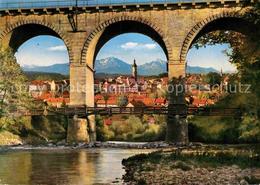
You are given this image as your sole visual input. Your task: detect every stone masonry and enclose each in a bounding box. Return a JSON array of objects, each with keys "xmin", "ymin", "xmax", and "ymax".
[{"xmin": 0, "ymin": 1, "xmax": 255, "ymax": 143}]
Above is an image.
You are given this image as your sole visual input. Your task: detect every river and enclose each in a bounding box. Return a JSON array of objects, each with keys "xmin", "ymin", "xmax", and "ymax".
[{"xmin": 0, "ymin": 148, "xmax": 153, "ymax": 185}]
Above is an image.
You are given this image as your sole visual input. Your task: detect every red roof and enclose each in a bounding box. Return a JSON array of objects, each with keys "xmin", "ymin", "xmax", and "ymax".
[
  {"xmin": 96, "ymin": 98, "xmax": 117, "ymax": 105},
  {"xmin": 30, "ymin": 80, "xmax": 47, "ymax": 86},
  {"xmin": 63, "ymin": 91, "xmax": 70, "ymax": 98},
  {"xmin": 46, "ymin": 98, "xmax": 69, "ymax": 103},
  {"xmin": 192, "ymin": 98, "xmax": 208, "ymax": 107},
  {"xmin": 37, "ymin": 92, "xmax": 53, "ymax": 100},
  {"xmin": 143, "ymin": 98, "xmax": 155, "ymax": 106},
  {"xmin": 95, "ymin": 94, "xmax": 103, "ymax": 101},
  {"xmin": 155, "ymin": 98, "xmax": 166, "ymax": 104}
]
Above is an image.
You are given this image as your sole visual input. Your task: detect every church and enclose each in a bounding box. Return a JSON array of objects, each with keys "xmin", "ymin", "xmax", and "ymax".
[{"xmin": 132, "ymin": 59, "xmax": 138, "ymax": 81}]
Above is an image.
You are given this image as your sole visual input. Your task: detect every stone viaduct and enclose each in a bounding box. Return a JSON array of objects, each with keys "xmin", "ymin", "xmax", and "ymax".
[{"xmin": 0, "ymin": 0, "xmax": 256, "ymax": 143}]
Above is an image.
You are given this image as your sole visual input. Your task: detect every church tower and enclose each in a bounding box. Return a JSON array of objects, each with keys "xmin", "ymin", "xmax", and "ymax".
[{"xmin": 132, "ymin": 59, "xmax": 137, "ymax": 80}]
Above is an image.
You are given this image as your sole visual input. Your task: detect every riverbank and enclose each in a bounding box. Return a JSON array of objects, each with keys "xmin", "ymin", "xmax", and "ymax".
[
  {"xmin": 1, "ymin": 140, "xmax": 259, "ymax": 151},
  {"xmin": 0, "ymin": 141, "xmax": 186, "ymax": 151},
  {"xmin": 122, "ymin": 146, "xmax": 260, "ymax": 185}
]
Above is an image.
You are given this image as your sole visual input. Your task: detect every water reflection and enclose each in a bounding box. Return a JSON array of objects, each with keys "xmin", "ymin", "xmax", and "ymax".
[
  {"xmin": 0, "ymin": 149, "xmax": 151, "ymax": 185},
  {"xmin": 0, "ymin": 151, "xmax": 32, "ymax": 185}
]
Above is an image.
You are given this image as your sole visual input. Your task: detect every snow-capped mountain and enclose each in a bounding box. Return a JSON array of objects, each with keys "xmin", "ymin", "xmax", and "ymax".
[
  {"xmin": 22, "ymin": 57, "xmax": 219, "ymax": 76},
  {"xmin": 95, "ymin": 57, "xmax": 131, "ymax": 74}
]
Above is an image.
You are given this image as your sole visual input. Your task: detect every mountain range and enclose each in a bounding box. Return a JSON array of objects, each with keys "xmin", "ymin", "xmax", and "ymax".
[
  {"xmin": 23, "ymin": 63, "xmax": 69, "ymax": 75},
  {"xmin": 22, "ymin": 57, "xmax": 219, "ymax": 75}
]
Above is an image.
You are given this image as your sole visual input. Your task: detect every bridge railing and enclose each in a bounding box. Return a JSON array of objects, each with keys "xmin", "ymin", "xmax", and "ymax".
[
  {"xmin": 9, "ymin": 106, "xmax": 241, "ymax": 117},
  {"xmin": 0, "ymin": 0, "xmax": 238, "ymax": 11}
]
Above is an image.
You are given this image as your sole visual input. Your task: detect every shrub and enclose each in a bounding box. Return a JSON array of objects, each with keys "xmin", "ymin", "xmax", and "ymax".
[
  {"xmin": 97, "ymin": 115, "xmax": 167, "ymax": 141},
  {"xmin": 96, "ymin": 115, "xmax": 105, "ymax": 141},
  {"xmin": 239, "ymin": 115, "xmax": 260, "ymax": 143},
  {"xmin": 188, "ymin": 116, "xmax": 241, "ymax": 144}
]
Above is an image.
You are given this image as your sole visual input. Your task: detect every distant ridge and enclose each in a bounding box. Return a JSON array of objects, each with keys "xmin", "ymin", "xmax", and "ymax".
[
  {"xmin": 22, "ymin": 57, "xmax": 219, "ymax": 75},
  {"xmin": 186, "ymin": 65, "xmax": 218, "ymax": 74},
  {"xmin": 24, "ymin": 71, "xmax": 67, "ymax": 81},
  {"xmin": 22, "ymin": 63, "xmax": 69, "ymax": 75}
]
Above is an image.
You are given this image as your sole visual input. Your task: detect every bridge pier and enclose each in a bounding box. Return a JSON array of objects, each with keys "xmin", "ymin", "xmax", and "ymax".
[
  {"xmin": 87, "ymin": 115, "xmax": 96, "ymax": 142},
  {"xmin": 166, "ymin": 114, "xmax": 189, "ymax": 144},
  {"xmin": 166, "ymin": 62, "xmax": 189, "ymax": 144},
  {"xmin": 67, "ymin": 115, "xmax": 89, "ymax": 144},
  {"xmin": 68, "ymin": 63, "xmax": 96, "ymax": 143},
  {"xmin": 66, "ymin": 115, "xmax": 96, "ymax": 144}
]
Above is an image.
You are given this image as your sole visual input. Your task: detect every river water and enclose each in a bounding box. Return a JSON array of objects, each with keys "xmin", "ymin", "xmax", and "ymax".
[{"xmin": 0, "ymin": 148, "xmax": 153, "ymax": 185}]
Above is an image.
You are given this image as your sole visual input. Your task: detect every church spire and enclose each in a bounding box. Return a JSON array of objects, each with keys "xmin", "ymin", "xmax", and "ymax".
[{"xmin": 132, "ymin": 59, "xmax": 137, "ymax": 80}]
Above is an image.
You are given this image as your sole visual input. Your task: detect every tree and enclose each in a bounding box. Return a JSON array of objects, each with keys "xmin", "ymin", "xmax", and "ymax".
[
  {"xmin": 198, "ymin": 92, "xmax": 210, "ymax": 99},
  {"xmin": 0, "ymin": 45, "xmax": 34, "ymax": 130},
  {"xmin": 0, "ymin": 45, "xmax": 33, "ymax": 117},
  {"xmin": 102, "ymin": 93, "xmax": 110, "ymax": 107},
  {"xmin": 192, "ymin": 3, "xmax": 260, "ymax": 142},
  {"xmin": 203, "ymin": 72, "xmax": 222, "ymax": 88},
  {"xmin": 158, "ymin": 73, "xmax": 168, "ymax": 78},
  {"xmin": 194, "ymin": 3, "xmax": 259, "ymax": 106},
  {"xmin": 117, "ymin": 95, "xmax": 128, "ymax": 107}
]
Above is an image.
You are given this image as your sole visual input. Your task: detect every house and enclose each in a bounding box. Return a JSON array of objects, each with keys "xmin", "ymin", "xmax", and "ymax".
[
  {"xmin": 143, "ymin": 98, "xmax": 155, "ymax": 106},
  {"xmin": 37, "ymin": 92, "xmax": 53, "ymax": 100},
  {"xmin": 29, "ymin": 80, "xmax": 50, "ymax": 98},
  {"xmin": 127, "ymin": 100, "xmax": 146, "ymax": 107},
  {"xmin": 62, "ymin": 90, "xmax": 70, "ymax": 98},
  {"xmin": 192, "ymin": 98, "xmax": 209, "ymax": 107},
  {"xmin": 94, "ymin": 80, "xmax": 102, "ymax": 93},
  {"xmin": 161, "ymin": 77, "xmax": 168, "ymax": 86},
  {"xmin": 50, "ymin": 80, "xmax": 56, "ymax": 92},
  {"xmin": 154, "ymin": 98, "xmax": 166, "ymax": 106},
  {"xmin": 96, "ymin": 97, "xmax": 117, "ymax": 107},
  {"xmin": 46, "ymin": 97, "xmax": 70, "ymax": 108},
  {"xmin": 102, "ymin": 81, "xmax": 110, "ymax": 93}
]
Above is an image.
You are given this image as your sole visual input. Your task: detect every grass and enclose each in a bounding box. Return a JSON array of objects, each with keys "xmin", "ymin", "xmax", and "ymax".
[
  {"xmin": 123, "ymin": 147, "xmax": 260, "ymax": 170},
  {"xmin": 168, "ymin": 151, "xmax": 260, "ymax": 169}
]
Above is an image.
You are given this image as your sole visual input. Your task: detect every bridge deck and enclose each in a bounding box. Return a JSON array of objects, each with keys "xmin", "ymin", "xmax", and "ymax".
[
  {"xmin": 0, "ymin": 0, "xmax": 244, "ymax": 11},
  {"xmin": 11, "ymin": 106, "xmax": 241, "ymax": 117}
]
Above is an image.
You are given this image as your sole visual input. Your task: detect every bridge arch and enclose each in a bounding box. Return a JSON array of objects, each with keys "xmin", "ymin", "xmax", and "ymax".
[
  {"xmin": 0, "ymin": 20, "xmax": 72, "ymax": 62},
  {"xmin": 180, "ymin": 11, "xmax": 255, "ymax": 62},
  {"xmin": 81, "ymin": 16, "xmax": 171, "ymax": 69}
]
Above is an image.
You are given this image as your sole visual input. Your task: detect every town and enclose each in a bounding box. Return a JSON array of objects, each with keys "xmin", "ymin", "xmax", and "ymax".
[{"xmin": 28, "ymin": 59, "xmax": 231, "ymax": 109}]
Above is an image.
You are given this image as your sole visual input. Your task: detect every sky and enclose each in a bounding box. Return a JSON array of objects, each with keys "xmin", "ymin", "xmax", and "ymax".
[
  {"xmin": 15, "ymin": 33, "xmax": 237, "ymax": 72},
  {"xmin": 15, "ymin": 36, "xmax": 69, "ymax": 66}
]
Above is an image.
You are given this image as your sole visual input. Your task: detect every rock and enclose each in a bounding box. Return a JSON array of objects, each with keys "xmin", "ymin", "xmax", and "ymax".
[
  {"xmin": 47, "ymin": 143, "xmax": 54, "ymax": 147},
  {"xmin": 56, "ymin": 140, "xmax": 66, "ymax": 146},
  {"xmin": 240, "ymin": 179, "xmax": 249, "ymax": 185},
  {"xmin": 94, "ymin": 141, "xmax": 102, "ymax": 147},
  {"xmin": 122, "ymin": 149, "xmax": 256, "ymax": 185},
  {"xmin": 77, "ymin": 142, "xmax": 86, "ymax": 148}
]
